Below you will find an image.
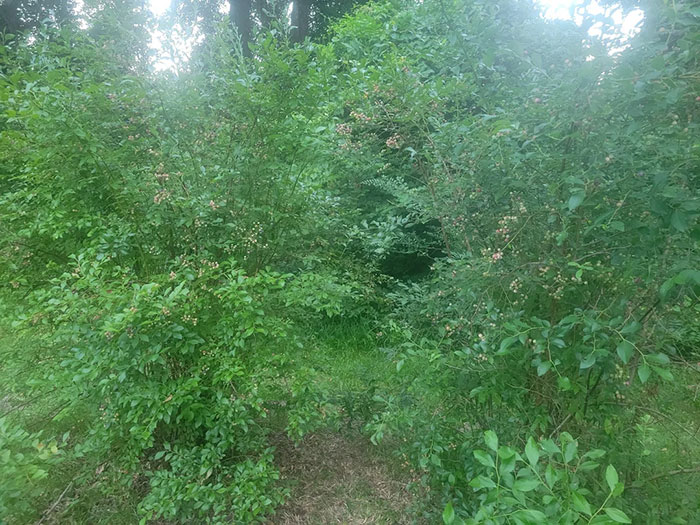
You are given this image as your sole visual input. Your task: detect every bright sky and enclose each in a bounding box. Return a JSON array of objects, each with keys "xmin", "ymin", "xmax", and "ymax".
[
  {"xmin": 150, "ymin": 0, "xmax": 171, "ymax": 17},
  {"xmin": 536, "ymin": 0, "xmax": 644, "ymax": 38}
]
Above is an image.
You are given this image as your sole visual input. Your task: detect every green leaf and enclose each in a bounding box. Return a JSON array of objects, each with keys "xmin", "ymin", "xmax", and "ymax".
[
  {"xmin": 545, "ymin": 464, "xmax": 557, "ymax": 488},
  {"xmin": 513, "ymin": 509, "xmax": 547, "ymax": 522},
  {"xmin": 484, "ymin": 430, "xmax": 498, "ymax": 451},
  {"xmin": 651, "ymin": 365, "xmax": 673, "ymax": 381},
  {"xmin": 647, "ymin": 353, "xmax": 670, "ymax": 365},
  {"xmin": 498, "ymin": 446, "xmax": 516, "ymax": 459},
  {"xmin": 620, "ymin": 321, "xmax": 641, "ymax": 335},
  {"xmin": 474, "ymin": 450, "xmax": 495, "ymax": 468},
  {"xmin": 660, "ymin": 269, "xmax": 700, "ymax": 299},
  {"xmin": 541, "ymin": 439, "xmax": 560, "ymax": 455},
  {"xmin": 580, "ymin": 353, "xmax": 596, "ymax": 369},
  {"xmin": 609, "ymin": 220, "xmax": 625, "ymax": 232},
  {"xmin": 443, "ymin": 502, "xmax": 455, "ymax": 524},
  {"xmin": 604, "ymin": 507, "xmax": 632, "ymax": 523},
  {"xmin": 469, "ymin": 475, "xmax": 497, "ymax": 490},
  {"xmin": 670, "ymin": 209, "xmax": 688, "ymax": 232},
  {"xmin": 638, "ymin": 363, "xmax": 651, "ymax": 383},
  {"xmin": 513, "ymin": 478, "xmax": 540, "ymax": 492},
  {"xmin": 499, "ymin": 455, "xmax": 516, "ymax": 476},
  {"xmin": 557, "ymin": 376, "xmax": 572, "ymax": 391},
  {"xmin": 525, "ymin": 437, "xmax": 540, "ymax": 466},
  {"xmin": 498, "ymin": 336, "xmax": 518, "ymax": 354},
  {"xmin": 616, "ymin": 341, "xmax": 634, "ymax": 364},
  {"xmin": 563, "ymin": 439, "xmax": 578, "ymax": 463},
  {"xmin": 579, "ymin": 460, "xmax": 600, "ymax": 471},
  {"xmin": 584, "ymin": 449, "xmax": 606, "ymax": 460},
  {"xmin": 612, "ymin": 481, "xmax": 625, "ymax": 498},
  {"xmin": 605, "ymin": 465, "xmax": 619, "ymax": 492},
  {"xmin": 572, "ymin": 491, "xmax": 592, "ymax": 516},
  {"xmin": 568, "ymin": 192, "xmax": 585, "ymax": 211}
]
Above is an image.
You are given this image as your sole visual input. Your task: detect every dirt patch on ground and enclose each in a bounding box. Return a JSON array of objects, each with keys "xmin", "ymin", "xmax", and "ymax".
[{"xmin": 270, "ymin": 431, "xmax": 416, "ymax": 525}]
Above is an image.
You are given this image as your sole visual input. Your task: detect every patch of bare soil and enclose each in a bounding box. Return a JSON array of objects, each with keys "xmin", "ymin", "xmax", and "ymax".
[{"xmin": 270, "ymin": 431, "xmax": 416, "ymax": 525}]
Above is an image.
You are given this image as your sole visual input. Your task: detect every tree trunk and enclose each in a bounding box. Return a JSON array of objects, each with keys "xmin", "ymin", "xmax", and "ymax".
[
  {"xmin": 230, "ymin": 0, "xmax": 253, "ymax": 56},
  {"xmin": 290, "ymin": 0, "xmax": 310, "ymax": 43},
  {"xmin": 255, "ymin": 0, "xmax": 271, "ymax": 28}
]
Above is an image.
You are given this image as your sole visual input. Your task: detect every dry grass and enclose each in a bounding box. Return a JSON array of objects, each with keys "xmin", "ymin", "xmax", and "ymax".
[{"xmin": 269, "ymin": 431, "xmax": 417, "ymax": 525}]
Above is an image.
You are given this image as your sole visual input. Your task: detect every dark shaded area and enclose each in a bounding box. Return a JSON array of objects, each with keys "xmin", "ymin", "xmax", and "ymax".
[{"xmin": 0, "ymin": 0, "xmax": 73, "ymax": 33}]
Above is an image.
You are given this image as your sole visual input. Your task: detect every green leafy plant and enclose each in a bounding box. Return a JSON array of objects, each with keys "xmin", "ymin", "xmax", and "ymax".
[{"xmin": 443, "ymin": 431, "xmax": 630, "ymax": 524}]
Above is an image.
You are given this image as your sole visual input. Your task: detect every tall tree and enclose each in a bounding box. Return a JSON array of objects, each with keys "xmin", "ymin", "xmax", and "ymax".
[
  {"xmin": 230, "ymin": 0, "xmax": 252, "ymax": 55},
  {"xmin": 290, "ymin": 0, "xmax": 310, "ymax": 42}
]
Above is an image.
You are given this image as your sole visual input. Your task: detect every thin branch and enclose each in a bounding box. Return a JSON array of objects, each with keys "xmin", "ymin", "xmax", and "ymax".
[
  {"xmin": 628, "ymin": 465, "xmax": 700, "ymax": 488},
  {"xmin": 549, "ymin": 413, "xmax": 572, "ymax": 438},
  {"xmin": 604, "ymin": 402, "xmax": 700, "ymax": 445},
  {"xmin": 36, "ymin": 481, "xmax": 73, "ymax": 525}
]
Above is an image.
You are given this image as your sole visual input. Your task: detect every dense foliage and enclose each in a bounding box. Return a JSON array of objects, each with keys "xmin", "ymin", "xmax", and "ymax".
[{"xmin": 1, "ymin": 0, "xmax": 699, "ymax": 523}]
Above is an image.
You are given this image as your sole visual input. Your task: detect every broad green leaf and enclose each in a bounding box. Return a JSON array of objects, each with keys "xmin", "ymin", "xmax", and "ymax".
[
  {"xmin": 638, "ymin": 363, "xmax": 651, "ymax": 383},
  {"xmin": 545, "ymin": 463, "xmax": 557, "ymax": 488},
  {"xmin": 443, "ymin": 502, "xmax": 455, "ymax": 524},
  {"xmin": 579, "ymin": 460, "xmax": 600, "ymax": 471},
  {"xmin": 469, "ymin": 475, "xmax": 497, "ymax": 490},
  {"xmin": 651, "ymin": 365, "xmax": 673, "ymax": 381},
  {"xmin": 584, "ymin": 449, "xmax": 606, "ymax": 460},
  {"xmin": 660, "ymin": 269, "xmax": 700, "ymax": 299},
  {"xmin": 568, "ymin": 192, "xmax": 585, "ymax": 211},
  {"xmin": 499, "ymin": 455, "xmax": 517, "ymax": 476},
  {"xmin": 572, "ymin": 491, "xmax": 592, "ymax": 516},
  {"xmin": 605, "ymin": 465, "xmax": 619, "ymax": 492},
  {"xmin": 580, "ymin": 353, "xmax": 596, "ymax": 369},
  {"xmin": 670, "ymin": 209, "xmax": 688, "ymax": 232},
  {"xmin": 541, "ymin": 439, "xmax": 560, "ymax": 455},
  {"xmin": 484, "ymin": 430, "xmax": 498, "ymax": 451},
  {"xmin": 557, "ymin": 376, "xmax": 572, "ymax": 391},
  {"xmin": 616, "ymin": 341, "xmax": 634, "ymax": 364},
  {"xmin": 513, "ymin": 509, "xmax": 547, "ymax": 523},
  {"xmin": 604, "ymin": 508, "xmax": 632, "ymax": 523},
  {"xmin": 563, "ymin": 439, "xmax": 578, "ymax": 463},
  {"xmin": 620, "ymin": 322, "xmax": 641, "ymax": 335},
  {"xmin": 474, "ymin": 450, "xmax": 495, "ymax": 468},
  {"xmin": 525, "ymin": 437, "xmax": 540, "ymax": 466},
  {"xmin": 513, "ymin": 478, "xmax": 540, "ymax": 492},
  {"xmin": 498, "ymin": 336, "xmax": 518, "ymax": 354},
  {"xmin": 498, "ymin": 446, "xmax": 516, "ymax": 459},
  {"xmin": 647, "ymin": 353, "xmax": 670, "ymax": 365},
  {"xmin": 609, "ymin": 220, "xmax": 625, "ymax": 232},
  {"xmin": 612, "ymin": 481, "xmax": 625, "ymax": 498}
]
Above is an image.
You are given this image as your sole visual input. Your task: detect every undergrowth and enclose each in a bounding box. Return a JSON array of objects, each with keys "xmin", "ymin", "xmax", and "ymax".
[{"xmin": 1, "ymin": 0, "xmax": 699, "ymax": 523}]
